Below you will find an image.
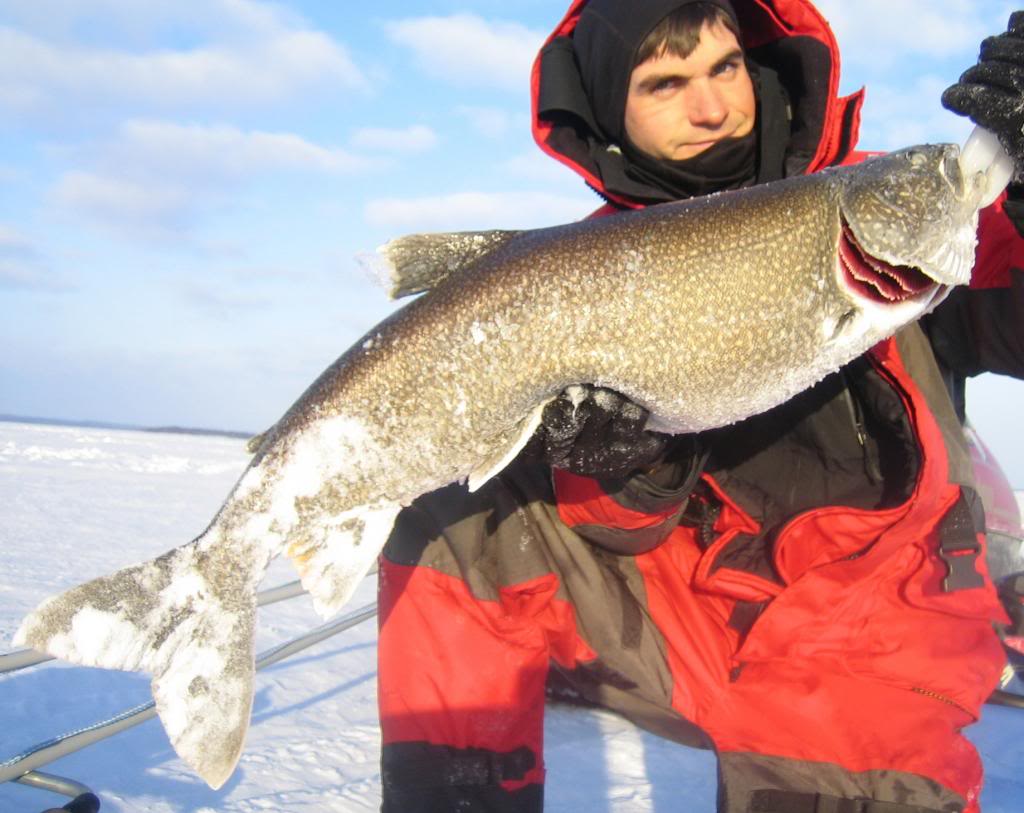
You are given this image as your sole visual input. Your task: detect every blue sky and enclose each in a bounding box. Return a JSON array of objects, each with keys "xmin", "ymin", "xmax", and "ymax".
[{"xmin": 2, "ymin": 0, "xmax": 1023, "ymax": 483}]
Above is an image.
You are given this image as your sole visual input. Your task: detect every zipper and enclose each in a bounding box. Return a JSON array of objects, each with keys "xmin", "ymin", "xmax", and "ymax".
[
  {"xmin": 840, "ymin": 368, "xmax": 883, "ymax": 485},
  {"xmin": 910, "ymin": 686, "xmax": 974, "ymax": 717}
]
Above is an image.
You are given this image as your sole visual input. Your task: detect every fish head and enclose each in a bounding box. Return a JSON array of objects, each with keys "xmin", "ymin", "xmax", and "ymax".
[
  {"xmin": 838, "ymin": 143, "xmax": 982, "ymax": 290},
  {"xmin": 819, "ymin": 144, "xmax": 986, "ymax": 348}
]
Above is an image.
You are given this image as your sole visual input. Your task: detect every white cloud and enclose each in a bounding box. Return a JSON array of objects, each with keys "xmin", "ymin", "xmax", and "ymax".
[
  {"xmin": 816, "ymin": 0, "xmax": 1003, "ymax": 68},
  {"xmin": 53, "ymin": 121, "xmax": 381, "ymax": 239},
  {"xmin": 0, "ymin": 260, "xmax": 65, "ymax": 290},
  {"xmin": 364, "ymin": 191, "xmax": 597, "ymax": 233},
  {"xmin": 1, "ymin": 0, "xmax": 296, "ymax": 41},
  {"xmin": 107, "ymin": 120, "xmax": 375, "ymax": 178},
  {"xmin": 499, "ymin": 151, "xmax": 583, "ymax": 184},
  {"xmin": 175, "ymin": 260, "xmax": 322, "ymax": 320},
  {"xmin": 0, "ymin": 225, "xmax": 63, "ymax": 290},
  {"xmin": 809, "ymin": 2, "xmax": 1013, "ymax": 149},
  {"xmin": 0, "ymin": 225, "xmax": 33, "ymax": 254},
  {"xmin": 222, "ymin": 264, "xmax": 309, "ymax": 285},
  {"xmin": 350, "ymin": 125, "xmax": 439, "ymax": 154},
  {"xmin": 385, "ymin": 14, "xmax": 544, "ymax": 92},
  {"xmin": 857, "ymin": 75, "xmax": 975, "ymax": 151},
  {"xmin": 0, "ymin": 12, "xmax": 365, "ymax": 120},
  {"xmin": 54, "ymin": 172, "xmax": 195, "ymax": 239},
  {"xmin": 456, "ymin": 106, "xmax": 520, "ymax": 139},
  {"xmin": 179, "ymin": 280, "xmax": 275, "ymax": 316}
]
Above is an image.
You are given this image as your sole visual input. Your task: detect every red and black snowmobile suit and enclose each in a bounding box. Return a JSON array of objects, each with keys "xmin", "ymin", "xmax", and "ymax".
[{"xmin": 377, "ymin": 1, "xmax": 1024, "ymax": 811}]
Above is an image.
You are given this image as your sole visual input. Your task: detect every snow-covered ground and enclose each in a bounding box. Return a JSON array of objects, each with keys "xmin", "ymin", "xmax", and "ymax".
[{"xmin": 0, "ymin": 421, "xmax": 1021, "ymax": 812}]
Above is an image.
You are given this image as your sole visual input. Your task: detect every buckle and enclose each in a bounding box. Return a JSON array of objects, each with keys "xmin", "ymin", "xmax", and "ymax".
[
  {"xmin": 935, "ymin": 490, "xmax": 986, "ymax": 593},
  {"xmin": 940, "ymin": 544, "xmax": 985, "ymax": 592}
]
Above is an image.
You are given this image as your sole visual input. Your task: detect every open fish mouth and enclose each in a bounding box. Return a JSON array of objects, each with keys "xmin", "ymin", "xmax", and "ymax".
[{"xmin": 839, "ymin": 219, "xmax": 940, "ymax": 304}]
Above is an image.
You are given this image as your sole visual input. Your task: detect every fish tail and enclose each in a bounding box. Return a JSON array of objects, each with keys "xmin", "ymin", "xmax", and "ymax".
[{"xmin": 14, "ymin": 531, "xmax": 273, "ymax": 789}]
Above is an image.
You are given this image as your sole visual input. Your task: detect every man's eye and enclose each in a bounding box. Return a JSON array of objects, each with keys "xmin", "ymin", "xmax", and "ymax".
[
  {"xmin": 713, "ymin": 61, "xmax": 739, "ymax": 77},
  {"xmin": 652, "ymin": 78, "xmax": 679, "ymax": 94}
]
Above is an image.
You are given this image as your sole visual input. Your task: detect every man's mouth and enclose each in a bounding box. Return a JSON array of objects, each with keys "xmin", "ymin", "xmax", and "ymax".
[
  {"xmin": 839, "ymin": 221, "xmax": 936, "ymax": 303},
  {"xmin": 675, "ymin": 139, "xmax": 719, "ymax": 159}
]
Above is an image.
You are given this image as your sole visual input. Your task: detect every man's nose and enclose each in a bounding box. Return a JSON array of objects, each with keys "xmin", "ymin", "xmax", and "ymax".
[{"xmin": 685, "ymin": 81, "xmax": 728, "ymax": 128}]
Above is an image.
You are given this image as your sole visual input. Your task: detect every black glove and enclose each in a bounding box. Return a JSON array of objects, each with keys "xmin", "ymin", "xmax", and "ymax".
[
  {"xmin": 943, "ymin": 12, "xmax": 1024, "ymax": 234},
  {"xmin": 525, "ymin": 384, "xmax": 669, "ymax": 478},
  {"xmin": 41, "ymin": 793, "xmax": 101, "ymax": 813},
  {"xmin": 942, "ymin": 13, "xmax": 1024, "ymax": 164}
]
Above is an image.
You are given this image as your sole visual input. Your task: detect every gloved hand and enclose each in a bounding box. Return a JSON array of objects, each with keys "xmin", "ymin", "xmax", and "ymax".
[
  {"xmin": 525, "ymin": 384, "xmax": 669, "ymax": 478},
  {"xmin": 41, "ymin": 792, "xmax": 101, "ymax": 813},
  {"xmin": 942, "ymin": 12, "xmax": 1024, "ymax": 165},
  {"xmin": 942, "ymin": 12, "xmax": 1024, "ymax": 234}
]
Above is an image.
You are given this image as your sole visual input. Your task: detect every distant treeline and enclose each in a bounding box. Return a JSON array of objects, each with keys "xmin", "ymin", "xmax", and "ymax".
[
  {"xmin": 146, "ymin": 425, "xmax": 253, "ymax": 440},
  {"xmin": 0, "ymin": 414, "xmax": 253, "ymax": 441}
]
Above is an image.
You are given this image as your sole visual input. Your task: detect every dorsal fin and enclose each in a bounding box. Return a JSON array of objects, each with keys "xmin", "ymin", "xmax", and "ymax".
[{"xmin": 369, "ymin": 229, "xmax": 522, "ymax": 299}]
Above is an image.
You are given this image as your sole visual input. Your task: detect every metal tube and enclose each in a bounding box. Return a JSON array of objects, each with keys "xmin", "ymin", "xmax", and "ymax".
[
  {"xmin": 255, "ymin": 579, "xmax": 306, "ymax": 607},
  {"xmin": 1, "ymin": 579, "xmax": 309, "ymax": 676},
  {"xmin": 0, "ymin": 648, "xmax": 51, "ymax": 674},
  {"xmin": 0, "ymin": 601, "xmax": 377, "ymax": 785},
  {"xmin": 14, "ymin": 769, "xmax": 95, "ymax": 800},
  {"xmin": 0, "ymin": 702, "xmax": 158, "ymax": 784},
  {"xmin": 256, "ymin": 603, "xmax": 378, "ymax": 671},
  {"xmin": 988, "ymin": 689, "xmax": 1024, "ymax": 710}
]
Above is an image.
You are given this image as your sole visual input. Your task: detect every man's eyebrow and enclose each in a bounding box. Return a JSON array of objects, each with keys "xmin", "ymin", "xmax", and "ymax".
[
  {"xmin": 636, "ymin": 70, "xmax": 689, "ymax": 91},
  {"xmin": 635, "ymin": 47, "xmax": 744, "ymax": 91},
  {"xmin": 713, "ymin": 48, "xmax": 745, "ymax": 69}
]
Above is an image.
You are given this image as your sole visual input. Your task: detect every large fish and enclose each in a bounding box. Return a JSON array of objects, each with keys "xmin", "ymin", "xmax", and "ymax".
[{"xmin": 13, "ymin": 140, "xmax": 1008, "ymax": 788}]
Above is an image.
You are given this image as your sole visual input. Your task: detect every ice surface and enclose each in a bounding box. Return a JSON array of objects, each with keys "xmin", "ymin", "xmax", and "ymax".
[{"xmin": 0, "ymin": 421, "xmax": 1022, "ymax": 812}]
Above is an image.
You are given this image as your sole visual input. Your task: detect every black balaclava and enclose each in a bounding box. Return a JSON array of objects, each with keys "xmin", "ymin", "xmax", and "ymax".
[
  {"xmin": 566, "ymin": 0, "xmax": 789, "ymax": 203},
  {"xmin": 572, "ymin": 0, "xmax": 740, "ymax": 147}
]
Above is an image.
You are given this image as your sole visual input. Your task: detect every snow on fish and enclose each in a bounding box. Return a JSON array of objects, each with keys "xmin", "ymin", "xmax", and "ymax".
[{"xmin": 14, "ymin": 135, "xmax": 1011, "ymax": 788}]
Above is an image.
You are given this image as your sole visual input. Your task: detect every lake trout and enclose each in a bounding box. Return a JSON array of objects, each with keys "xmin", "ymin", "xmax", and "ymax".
[{"xmin": 13, "ymin": 140, "xmax": 1007, "ymax": 788}]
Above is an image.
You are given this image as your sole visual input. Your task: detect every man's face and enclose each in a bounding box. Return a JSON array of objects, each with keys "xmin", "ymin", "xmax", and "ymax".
[{"xmin": 624, "ymin": 21, "xmax": 756, "ymax": 161}]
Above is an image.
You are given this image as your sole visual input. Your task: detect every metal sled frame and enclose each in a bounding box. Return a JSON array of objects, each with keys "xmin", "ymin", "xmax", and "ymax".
[
  {"xmin": 2, "ymin": 572, "xmax": 1022, "ymax": 810},
  {"xmin": 0, "ymin": 578, "xmax": 377, "ymax": 811}
]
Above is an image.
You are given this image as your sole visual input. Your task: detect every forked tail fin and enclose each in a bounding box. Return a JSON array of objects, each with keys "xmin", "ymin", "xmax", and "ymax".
[{"xmin": 13, "ymin": 532, "xmax": 272, "ymax": 789}]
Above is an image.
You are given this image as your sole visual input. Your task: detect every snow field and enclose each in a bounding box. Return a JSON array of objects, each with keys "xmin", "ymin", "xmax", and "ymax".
[{"xmin": 0, "ymin": 422, "xmax": 1021, "ymax": 812}]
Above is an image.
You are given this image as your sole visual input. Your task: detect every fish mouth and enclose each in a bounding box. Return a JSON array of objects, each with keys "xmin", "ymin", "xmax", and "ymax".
[{"xmin": 838, "ymin": 219, "xmax": 941, "ymax": 304}]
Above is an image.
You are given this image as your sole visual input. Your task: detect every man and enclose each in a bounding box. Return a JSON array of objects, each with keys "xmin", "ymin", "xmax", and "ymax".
[{"xmin": 377, "ymin": 2, "xmax": 1024, "ymax": 811}]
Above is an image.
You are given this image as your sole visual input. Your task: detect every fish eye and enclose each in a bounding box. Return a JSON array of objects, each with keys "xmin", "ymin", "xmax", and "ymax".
[{"xmin": 906, "ymin": 150, "xmax": 928, "ymax": 167}]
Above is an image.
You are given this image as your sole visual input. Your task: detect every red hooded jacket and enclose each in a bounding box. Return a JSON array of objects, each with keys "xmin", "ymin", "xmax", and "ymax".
[
  {"xmin": 378, "ymin": 3, "xmax": 1021, "ymax": 811},
  {"xmin": 532, "ymin": 0, "xmax": 1017, "ymax": 804}
]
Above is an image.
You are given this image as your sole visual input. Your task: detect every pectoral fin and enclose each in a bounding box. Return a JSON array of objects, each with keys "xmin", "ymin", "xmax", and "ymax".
[
  {"xmin": 284, "ymin": 501, "xmax": 402, "ymax": 618},
  {"xmin": 467, "ymin": 399, "xmax": 551, "ymax": 492}
]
